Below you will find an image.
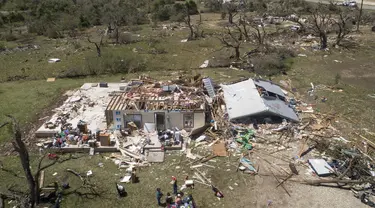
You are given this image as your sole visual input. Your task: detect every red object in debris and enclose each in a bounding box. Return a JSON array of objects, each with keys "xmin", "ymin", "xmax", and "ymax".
[
  {"xmin": 161, "ymin": 145, "xmax": 165, "ymax": 152},
  {"xmin": 48, "ymin": 153, "xmax": 58, "ymax": 160}
]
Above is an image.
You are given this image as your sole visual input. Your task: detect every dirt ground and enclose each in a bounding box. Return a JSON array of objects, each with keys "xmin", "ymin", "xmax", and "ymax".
[{"xmin": 246, "ymin": 144, "xmax": 368, "ymax": 208}]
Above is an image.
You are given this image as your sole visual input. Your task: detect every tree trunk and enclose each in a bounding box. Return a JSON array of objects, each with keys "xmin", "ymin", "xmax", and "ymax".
[
  {"xmin": 235, "ymin": 46, "xmax": 240, "ymax": 60},
  {"xmin": 115, "ymin": 27, "xmax": 119, "ymax": 44},
  {"xmin": 95, "ymin": 43, "xmax": 101, "ymax": 57},
  {"xmin": 357, "ymin": 0, "xmax": 364, "ymax": 31},
  {"xmin": 34, "ymin": 175, "xmax": 41, "ymax": 204},
  {"xmin": 10, "ymin": 119, "xmax": 37, "ymax": 208},
  {"xmin": 228, "ymin": 13, "xmax": 233, "ymax": 24},
  {"xmin": 0, "ymin": 195, "xmax": 4, "ymax": 208},
  {"xmin": 320, "ymin": 33, "xmax": 327, "ymax": 49},
  {"xmin": 241, "ymin": 24, "xmax": 249, "ymax": 40},
  {"xmin": 336, "ymin": 31, "xmax": 343, "ymax": 46},
  {"xmin": 186, "ymin": 11, "xmax": 194, "ymax": 40},
  {"xmin": 256, "ymin": 29, "xmax": 262, "ymax": 45}
]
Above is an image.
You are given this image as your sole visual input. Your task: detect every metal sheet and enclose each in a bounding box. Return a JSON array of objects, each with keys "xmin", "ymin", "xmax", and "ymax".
[
  {"xmin": 221, "ymin": 79, "xmax": 299, "ymax": 122},
  {"xmin": 221, "ymin": 79, "xmax": 267, "ymax": 120},
  {"xmin": 308, "ymin": 159, "xmax": 334, "ymax": 177},
  {"xmin": 253, "ymin": 79, "xmax": 285, "ymax": 97}
]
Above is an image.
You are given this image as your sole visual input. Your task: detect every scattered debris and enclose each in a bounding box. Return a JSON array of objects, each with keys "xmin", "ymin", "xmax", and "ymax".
[
  {"xmin": 212, "ymin": 142, "xmax": 227, "ymax": 156},
  {"xmin": 46, "ymin": 78, "xmax": 56, "ymax": 82},
  {"xmin": 180, "ymin": 39, "xmax": 188, "ymax": 43},
  {"xmin": 48, "ymin": 58, "xmax": 61, "ymax": 63},
  {"xmin": 199, "ymin": 60, "xmax": 209, "ymax": 68},
  {"xmin": 87, "ymin": 170, "xmax": 93, "ymax": 176}
]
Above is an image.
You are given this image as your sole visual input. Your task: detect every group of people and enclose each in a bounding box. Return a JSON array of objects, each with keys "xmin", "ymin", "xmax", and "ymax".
[
  {"xmin": 156, "ymin": 176, "xmax": 196, "ymax": 208},
  {"xmin": 158, "ymin": 129, "xmax": 182, "ymax": 147},
  {"xmin": 156, "ymin": 188, "xmax": 196, "ymax": 208},
  {"xmin": 155, "ymin": 175, "xmax": 224, "ymax": 207}
]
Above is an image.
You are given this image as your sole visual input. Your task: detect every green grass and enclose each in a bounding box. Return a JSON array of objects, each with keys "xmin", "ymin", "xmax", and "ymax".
[
  {"xmin": 0, "ymin": 23, "xmax": 225, "ymax": 82},
  {"xmin": 0, "ymin": 153, "xmax": 256, "ymax": 208},
  {"xmin": 285, "ymin": 35, "xmax": 375, "ymax": 138}
]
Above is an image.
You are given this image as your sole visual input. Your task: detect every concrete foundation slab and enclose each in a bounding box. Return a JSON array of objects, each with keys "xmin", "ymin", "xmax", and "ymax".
[{"xmin": 146, "ymin": 150, "xmax": 165, "ymax": 163}]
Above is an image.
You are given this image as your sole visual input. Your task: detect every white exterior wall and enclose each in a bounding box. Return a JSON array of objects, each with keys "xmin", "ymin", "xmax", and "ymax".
[
  {"xmin": 113, "ymin": 110, "xmax": 123, "ymax": 129},
  {"xmin": 194, "ymin": 112, "xmax": 205, "ymax": 129},
  {"xmin": 109, "ymin": 110, "xmax": 206, "ymax": 130}
]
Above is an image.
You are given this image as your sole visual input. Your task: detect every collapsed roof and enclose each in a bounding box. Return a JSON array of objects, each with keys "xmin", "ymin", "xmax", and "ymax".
[
  {"xmin": 221, "ymin": 79, "xmax": 299, "ymax": 122},
  {"xmin": 106, "ymin": 83, "xmax": 205, "ymax": 111}
]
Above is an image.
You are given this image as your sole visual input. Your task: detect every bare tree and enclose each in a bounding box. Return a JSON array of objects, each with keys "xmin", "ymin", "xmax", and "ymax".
[
  {"xmin": 306, "ymin": 3, "xmax": 332, "ymax": 49},
  {"xmin": 331, "ymin": 7, "xmax": 356, "ymax": 46},
  {"xmin": 88, "ymin": 35, "xmax": 104, "ymax": 57},
  {"xmin": 218, "ymin": 26, "xmax": 242, "ymax": 60},
  {"xmin": 4, "ymin": 116, "xmax": 37, "ymax": 208},
  {"xmin": 236, "ymin": 14, "xmax": 267, "ymax": 46},
  {"xmin": 185, "ymin": 6, "xmax": 195, "ymax": 40},
  {"xmin": 101, "ymin": 0, "xmax": 139, "ymax": 44},
  {"xmin": 184, "ymin": 5, "xmax": 204, "ymax": 40},
  {"xmin": 222, "ymin": 2, "xmax": 238, "ymax": 24}
]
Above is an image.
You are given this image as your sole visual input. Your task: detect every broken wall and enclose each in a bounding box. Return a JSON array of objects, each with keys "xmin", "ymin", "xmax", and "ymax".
[{"xmin": 108, "ymin": 110, "xmax": 205, "ymax": 130}]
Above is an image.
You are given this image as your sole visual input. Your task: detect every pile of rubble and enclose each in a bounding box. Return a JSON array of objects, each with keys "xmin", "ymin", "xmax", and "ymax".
[{"xmin": 178, "ymin": 76, "xmax": 375, "ymax": 206}]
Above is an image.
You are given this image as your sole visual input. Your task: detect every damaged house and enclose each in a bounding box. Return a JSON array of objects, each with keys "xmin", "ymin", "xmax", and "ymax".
[
  {"xmin": 105, "ymin": 82, "xmax": 207, "ymax": 131},
  {"xmin": 221, "ymin": 78, "xmax": 299, "ymax": 123}
]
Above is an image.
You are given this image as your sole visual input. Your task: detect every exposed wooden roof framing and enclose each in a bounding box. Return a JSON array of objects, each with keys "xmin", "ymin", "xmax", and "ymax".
[{"xmin": 106, "ymin": 86, "xmax": 205, "ymax": 111}]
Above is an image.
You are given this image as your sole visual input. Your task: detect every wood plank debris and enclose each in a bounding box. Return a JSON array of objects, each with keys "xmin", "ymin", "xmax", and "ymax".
[{"xmin": 212, "ymin": 142, "xmax": 228, "ymax": 156}]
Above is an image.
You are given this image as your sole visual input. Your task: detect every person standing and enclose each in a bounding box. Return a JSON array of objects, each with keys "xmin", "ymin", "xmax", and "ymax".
[
  {"xmin": 171, "ymin": 176, "xmax": 178, "ymax": 195},
  {"xmin": 166, "ymin": 192, "xmax": 173, "ymax": 208},
  {"xmin": 175, "ymin": 193, "xmax": 182, "ymax": 207},
  {"xmin": 115, "ymin": 183, "xmax": 126, "ymax": 197},
  {"xmin": 156, "ymin": 188, "xmax": 163, "ymax": 206},
  {"xmin": 189, "ymin": 194, "xmax": 197, "ymax": 208}
]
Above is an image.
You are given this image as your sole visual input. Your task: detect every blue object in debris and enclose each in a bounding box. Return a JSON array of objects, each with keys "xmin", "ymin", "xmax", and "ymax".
[{"xmin": 240, "ymin": 158, "xmax": 256, "ymax": 171}]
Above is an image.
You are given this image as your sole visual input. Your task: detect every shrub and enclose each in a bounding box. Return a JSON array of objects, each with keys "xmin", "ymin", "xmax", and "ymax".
[
  {"xmin": 84, "ymin": 51, "xmax": 148, "ymax": 76},
  {"xmin": 3, "ymin": 33, "xmax": 17, "ymax": 41},
  {"xmin": 57, "ymin": 68, "xmax": 89, "ymax": 79},
  {"xmin": 147, "ymin": 37, "xmax": 161, "ymax": 48},
  {"xmin": 6, "ymin": 74, "xmax": 29, "ymax": 81},
  {"xmin": 273, "ymin": 47, "xmax": 296, "ymax": 59},
  {"xmin": 149, "ymin": 46, "xmax": 167, "ymax": 54},
  {"xmin": 8, "ymin": 12, "xmax": 25, "ymax": 23},
  {"xmin": 118, "ymin": 33, "xmax": 134, "ymax": 44},
  {"xmin": 203, "ymin": 0, "xmax": 222, "ymax": 12},
  {"xmin": 251, "ymin": 49, "xmax": 295, "ymax": 76},
  {"xmin": 0, "ymin": 42, "xmax": 5, "ymax": 51},
  {"xmin": 72, "ymin": 41, "xmax": 82, "ymax": 49},
  {"xmin": 28, "ymin": 21, "xmax": 45, "ymax": 35},
  {"xmin": 46, "ymin": 28, "xmax": 62, "ymax": 39},
  {"xmin": 185, "ymin": 0, "xmax": 198, "ymax": 15},
  {"xmin": 129, "ymin": 25, "xmax": 143, "ymax": 32},
  {"xmin": 335, "ymin": 73, "xmax": 341, "ymax": 85}
]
